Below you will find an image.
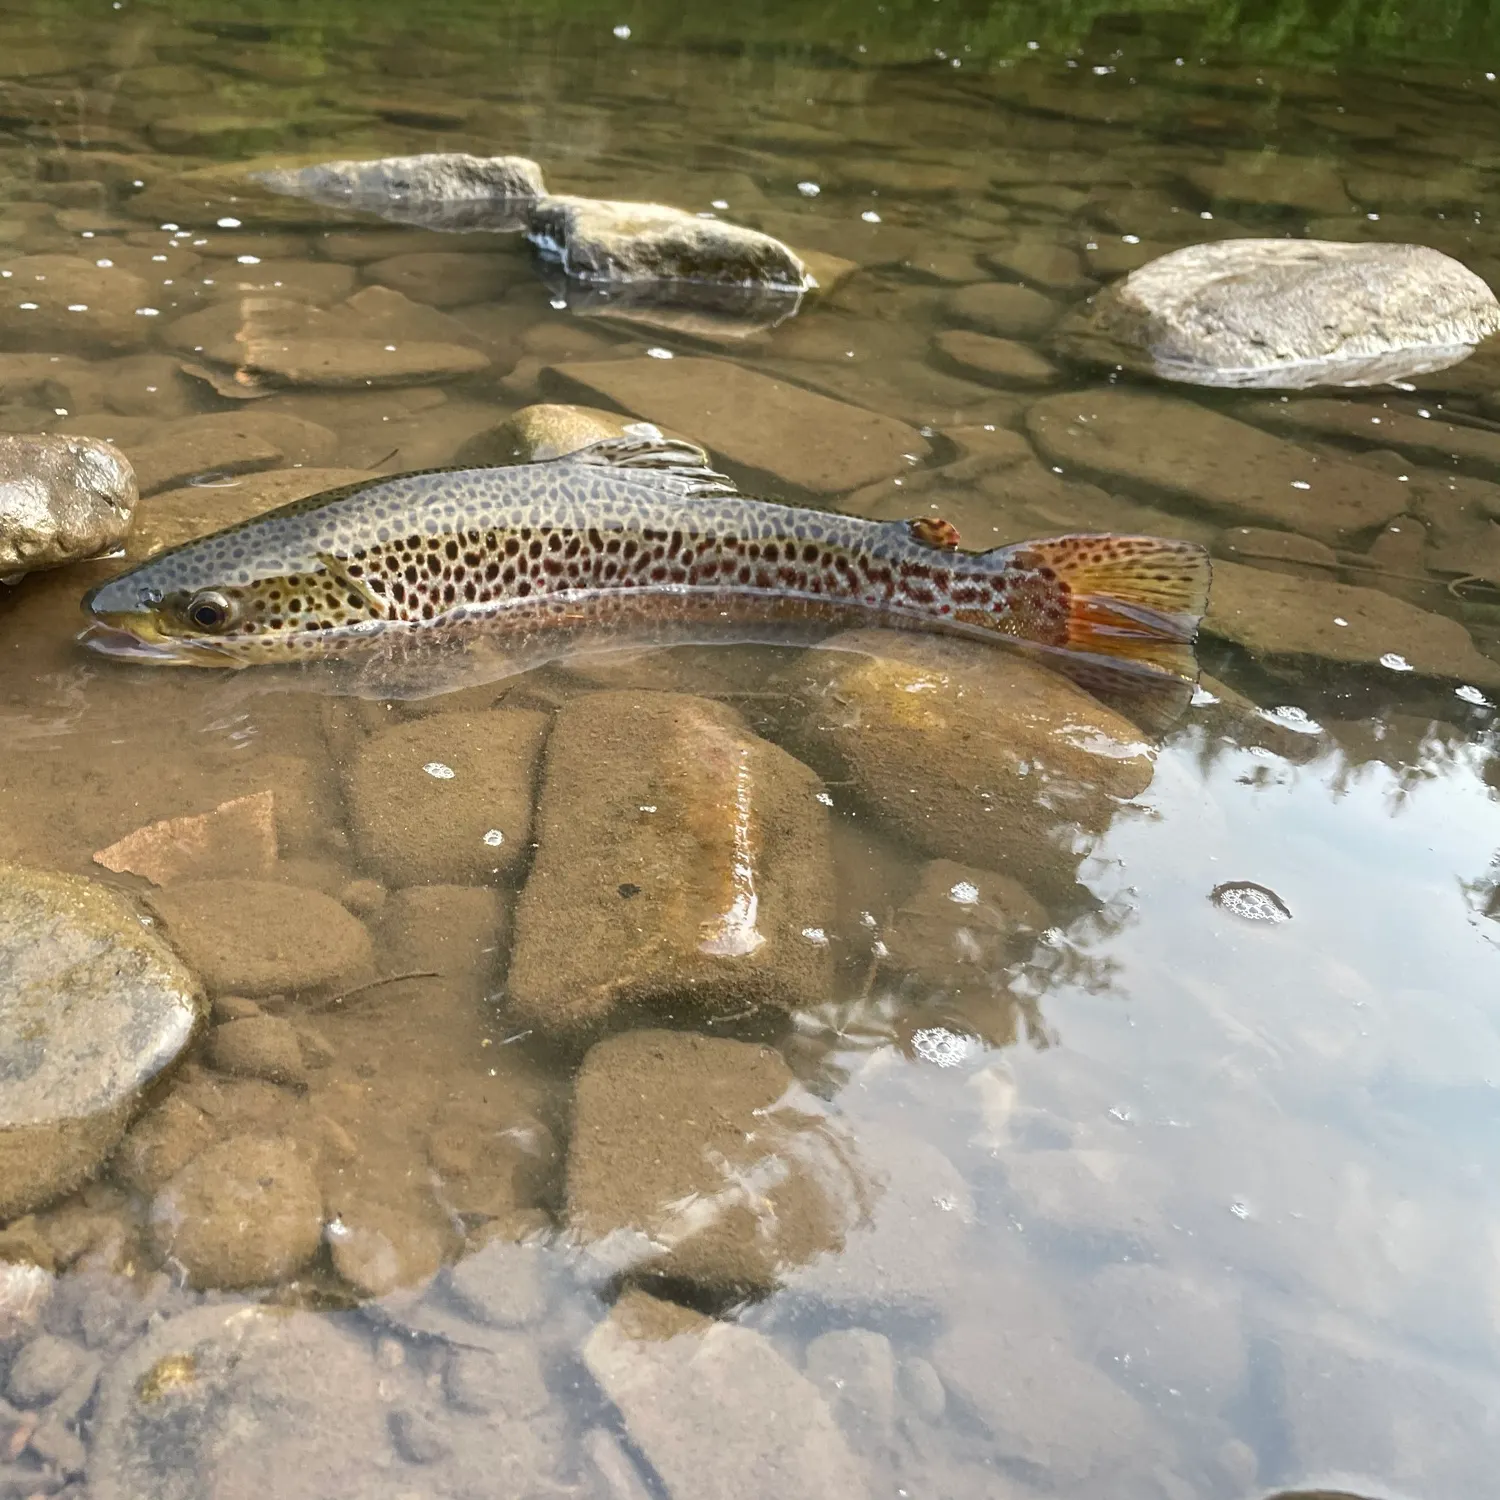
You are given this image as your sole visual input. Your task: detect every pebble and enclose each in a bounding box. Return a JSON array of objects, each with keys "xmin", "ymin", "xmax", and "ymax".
[
  {"xmin": 1184, "ymin": 151, "xmax": 1352, "ymax": 214},
  {"xmin": 545, "ymin": 355, "xmax": 930, "ymax": 494},
  {"xmin": 804, "ymin": 1328, "xmax": 897, "ymax": 1449},
  {"xmin": 6, "ymin": 1334, "xmax": 92, "ymax": 1408},
  {"xmin": 364, "ymin": 250, "xmax": 516, "ymax": 309},
  {"xmin": 981, "ymin": 236, "xmax": 1095, "ymax": 296},
  {"xmin": 507, "ymin": 692, "xmax": 834, "ymax": 1036},
  {"xmin": 568, "ymin": 1031, "xmax": 852, "ymax": 1294},
  {"xmin": 454, "ymin": 402, "xmax": 675, "ymax": 466},
  {"xmin": 111, "ymin": 1096, "xmax": 220, "ymax": 1197},
  {"xmin": 0, "ymin": 866, "xmax": 203, "ymax": 1219},
  {"xmin": 145, "ymin": 879, "xmax": 373, "ymax": 996},
  {"xmin": 441, "ymin": 1237, "xmax": 551, "ymax": 1328},
  {"xmin": 205, "ymin": 1015, "xmax": 308, "ymax": 1088},
  {"xmin": 0, "ymin": 433, "xmax": 136, "ymax": 576},
  {"xmin": 443, "ymin": 1341, "xmax": 551, "ymax": 1418},
  {"xmin": 149, "ymin": 1137, "xmax": 323, "ymax": 1289},
  {"xmin": 942, "ymin": 281, "xmax": 1061, "ymax": 340}
]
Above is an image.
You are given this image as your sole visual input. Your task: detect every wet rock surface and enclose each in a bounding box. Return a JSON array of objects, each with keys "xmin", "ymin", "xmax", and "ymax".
[
  {"xmin": 0, "ymin": 433, "xmax": 136, "ymax": 575},
  {"xmin": 546, "ymin": 356, "xmax": 930, "ymax": 493},
  {"xmin": 528, "ymin": 195, "xmax": 809, "ymax": 290},
  {"xmin": 583, "ymin": 1289, "xmax": 869, "ymax": 1500},
  {"xmin": 0, "ymin": 254, "xmax": 154, "ymax": 354},
  {"xmin": 1027, "ymin": 388, "xmax": 1411, "ymax": 543},
  {"xmin": 455, "ymin": 402, "xmax": 670, "ymax": 465},
  {"xmin": 253, "ymin": 152, "xmax": 546, "ymax": 231},
  {"xmin": 568, "ymin": 1031, "xmax": 855, "ymax": 1293},
  {"xmin": 1053, "ymin": 239, "xmax": 1500, "ymax": 388},
  {"xmin": 0, "ymin": 866, "xmax": 203, "ymax": 1218},
  {"xmin": 791, "ymin": 632, "xmax": 1154, "ymax": 903},
  {"xmin": 507, "ymin": 692, "xmax": 834, "ymax": 1036}
]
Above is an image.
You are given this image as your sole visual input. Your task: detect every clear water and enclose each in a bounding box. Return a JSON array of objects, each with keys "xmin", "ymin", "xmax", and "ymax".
[{"xmin": 0, "ymin": 4, "xmax": 1498, "ymax": 1498}]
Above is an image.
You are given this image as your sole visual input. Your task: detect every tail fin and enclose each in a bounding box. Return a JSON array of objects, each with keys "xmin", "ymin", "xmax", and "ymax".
[{"xmin": 1005, "ymin": 534, "xmax": 1211, "ymax": 683}]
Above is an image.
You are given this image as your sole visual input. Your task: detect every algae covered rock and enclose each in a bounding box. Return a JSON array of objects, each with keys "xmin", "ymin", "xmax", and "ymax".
[
  {"xmin": 0, "ymin": 433, "xmax": 136, "ymax": 577},
  {"xmin": 1053, "ymin": 239, "xmax": 1500, "ymax": 389},
  {"xmin": 0, "ymin": 865, "xmax": 204, "ymax": 1217},
  {"xmin": 790, "ymin": 633, "xmax": 1155, "ymax": 903},
  {"xmin": 506, "ymin": 692, "xmax": 834, "ymax": 1036}
]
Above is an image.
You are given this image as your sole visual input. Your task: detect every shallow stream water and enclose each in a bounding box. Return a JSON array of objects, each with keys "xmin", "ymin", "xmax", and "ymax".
[{"xmin": 0, "ymin": 4, "xmax": 1498, "ymax": 1498}]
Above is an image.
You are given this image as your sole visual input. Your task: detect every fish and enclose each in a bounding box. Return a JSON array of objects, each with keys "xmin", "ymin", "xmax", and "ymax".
[{"xmin": 79, "ymin": 435, "xmax": 1210, "ymax": 712}]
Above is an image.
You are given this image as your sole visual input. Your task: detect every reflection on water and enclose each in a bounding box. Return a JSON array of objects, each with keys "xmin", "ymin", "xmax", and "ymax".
[{"xmin": 0, "ymin": 3, "xmax": 1498, "ymax": 1498}]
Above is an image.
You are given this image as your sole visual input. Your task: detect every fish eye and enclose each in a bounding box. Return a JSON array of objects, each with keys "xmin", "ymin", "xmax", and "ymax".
[{"xmin": 185, "ymin": 590, "xmax": 235, "ymax": 632}]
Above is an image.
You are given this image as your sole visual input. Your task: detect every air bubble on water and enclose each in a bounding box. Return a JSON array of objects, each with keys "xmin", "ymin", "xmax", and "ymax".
[
  {"xmin": 797, "ymin": 181, "xmax": 821, "ymax": 197},
  {"xmin": 1190, "ymin": 684, "xmax": 1219, "ymax": 706},
  {"xmin": 1456, "ymin": 685, "xmax": 1491, "ymax": 706},
  {"xmin": 1333, "ymin": 616, "xmax": 1348, "ymax": 626},
  {"xmin": 217, "ymin": 216, "xmax": 241, "ymax": 228},
  {"xmin": 646, "ymin": 347, "xmax": 674, "ymax": 359},
  {"xmin": 1379, "ymin": 652, "xmax": 1413, "ymax": 672},
  {"xmin": 236, "ymin": 255, "xmax": 260, "ymax": 265},
  {"xmin": 483, "ymin": 829, "xmax": 504, "ymax": 846},
  {"xmin": 423, "ymin": 762, "xmax": 456, "ymax": 780},
  {"xmin": 549, "ymin": 297, "xmax": 567, "ymax": 309},
  {"xmin": 801, "ymin": 927, "xmax": 828, "ymax": 945},
  {"xmin": 711, "ymin": 199, "xmax": 729, "ymax": 210},
  {"xmin": 1211, "ymin": 882, "xmax": 1291, "ymax": 922},
  {"xmin": 861, "ymin": 210, "xmax": 882, "ymax": 223},
  {"xmin": 815, "ymin": 791, "xmax": 834, "ymax": 806},
  {"xmin": 612, "ymin": 23, "xmax": 631, "ymax": 38},
  {"xmin": 1229, "ymin": 1201, "xmax": 1251, "ymax": 1220},
  {"xmin": 134, "ymin": 307, "xmax": 159, "ymax": 317},
  {"xmin": 948, "ymin": 881, "xmax": 979, "ymax": 905},
  {"xmin": 912, "ymin": 1028, "xmax": 969, "ymax": 1068},
  {"xmin": 17, "ymin": 303, "xmax": 36, "ymax": 311},
  {"xmin": 1263, "ymin": 705, "xmax": 1322, "ymax": 735},
  {"xmin": 1290, "ymin": 480, "xmax": 1311, "ymax": 490},
  {"xmin": 1122, "ymin": 233, "xmax": 1140, "ymax": 244}
]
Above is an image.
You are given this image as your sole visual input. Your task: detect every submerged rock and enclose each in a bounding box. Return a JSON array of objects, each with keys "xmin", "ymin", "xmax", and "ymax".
[
  {"xmin": 1026, "ymin": 388, "xmax": 1409, "ymax": 545},
  {"xmin": 1052, "ymin": 239, "xmax": 1500, "ymax": 389},
  {"xmin": 0, "ymin": 433, "xmax": 136, "ymax": 578},
  {"xmin": 546, "ymin": 356, "xmax": 930, "ymax": 494},
  {"xmin": 583, "ymin": 1289, "xmax": 868, "ymax": 1500},
  {"xmin": 252, "ymin": 152, "xmax": 547, "ymax": 232},
  {"xmin": 454, "ymin": 402, "xmax": 674, "ymax": 466},
  {"xmin": 149, "ymin": 1137, "xmax": 323, "ymax": 1288},
  {"xmin": 0, "ymin": 254, "xmax": 154, "ymax": 354},
  {"xmin": 790, "ymin": 633, "xmax": 1154, "ymax": 903},
  {"xmin": 527, "ymin": 195, "xmax": 809, "ymax": 291},
  {"xmin": 506, "ymin": 692, "xmax": 834, "ymax": 1036},
  {"xmin": 1204, "ymin": 559, "xmax": 1500, "ymax": 687},
  {"xmin": 0, "ymin": 866, "xmax": 203, "ymax": 1218},
  {"xmin": 89, "ymin": 1303, "xmax": 392, "ymax": 1500},
  {"xmin": 567, "ymin": 1031, "xmax": 855, "ymax": 1293}
]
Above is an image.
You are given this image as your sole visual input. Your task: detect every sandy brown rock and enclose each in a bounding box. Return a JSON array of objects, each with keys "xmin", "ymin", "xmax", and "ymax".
[
  {"xmin": 942, "ymin": 281, "xmax": 1061, "ymax": 340},
  {"xmin": 507, "ymin": 692, "xmax": 834, "ymax": 1036},
  {"xmin": 1204, "ymin": 559, "xmax": 1500, "ymax": 687},
  {"xmin": 149, "ymin": 1136, "xmax": 322, "ymax": 1288},
  {"xmin": 111, "ymin": 1095, "xmax": 220, "ymax": 1196},
  {"xmin": 1185, "ymin": 152, "xmax": 1351, "ymax": 214},
  {"xmin": 343, "ymin": 709, "xmax": 548, "ymax": 885},
  {"xmin": 454, "ymin": 402, "xmax": 673, "ymax": 466},
  {"xmin": 0, "ymin": 433, "xmax": 136, "ymax": 575},
  {"xmin": 0, "ymin": 866, "xmax": 204, "ymax": 1218},
  {"xmin": 1214, "ymin": 526, "xmax": 1339, "ymax": 580},
  {"xmin": 1026, "ymin": 388, "xmax": 1410, "ymax": 544},
  {"xmin": 545, "ymin": 356, "xmax": 929, "ymax": 494},
  {"xmin": 0, "ymin": 351, "xmax": 103, "ymax": 414},
  {"xmin": 327, "ymin": 1198, "xmax": 450, "ymax": 1298},
  {"xmin": 96, "ymin": 353, "xmax": 201, "ymax": 418},
  {"xmin": 126, "ymin": 426, "xmax": 283, "ymax": 498},
  {"xmin": 981, "ymin": 236, "xmax": 1094, "ymax": 296},
  {"xmin": 364, "ymin": 250, "xmax": 515, "ymax": 308},
  {"xmin": 206, "ymin": 1015, "xmax": 308, "ymax": 1088},
  {"xmin": 93, "ymin": 793, "xmax": 278, "ymax": 887},
  {"xmin": 0, "ymin": 254, "xmax": 153, "ymax": 353},
  {"xmin": 146, "ymin": 879, "xmax": 373, "ymax": 996},
  {"xmin": 931, "ymin": 329, "xmax": 1059, "ymax": 389},
  {"xmin": 568, "ymin": 1031, "xmax": 853, "ymax": 1293},
  {"xmin": 583, "ymin": 1289, "xmax": 868, "ymax": 1500},
  {"xmin": 789, "ymin": 633, "xmax": 1154, "ymax": 903}
]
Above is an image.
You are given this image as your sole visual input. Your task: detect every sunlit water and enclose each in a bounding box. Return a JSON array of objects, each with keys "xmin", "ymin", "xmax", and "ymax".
[{"xmin": 0, "ymin": 4, "xmax": 1498, "ymax": 1498}]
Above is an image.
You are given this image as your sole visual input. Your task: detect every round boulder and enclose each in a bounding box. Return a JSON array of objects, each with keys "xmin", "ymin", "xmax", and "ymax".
[
  {"xmin": 0, "ymin": 865, "xmax": 203, "ymax": 1218},
  {"xmin": 0, "ymin": 433, "xmax": 137, "ymax": 576},
  {"xmin": 148, "ymin": 1136, "xmax": 323, "ymax": 1288},
  {"xmin": 1051, "ymin": 238, "xmax": 1500, "ymax": 389}
]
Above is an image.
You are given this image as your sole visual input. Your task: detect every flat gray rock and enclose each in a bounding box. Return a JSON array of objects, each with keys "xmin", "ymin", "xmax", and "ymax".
[
  {"xmin": 0, "ymin": 866, "xmax": 203, "ymax": 1217},
  {"xmin": 1053, "ymin": 239, "xmax": 1500, "ymax": 389},
  {"xmin": 0, "ymin": 433, "xmax": 136, "ymax": 577},
  {"xmin": 252, "ymin": 153, "xmax": 546, "ymax": 232}
]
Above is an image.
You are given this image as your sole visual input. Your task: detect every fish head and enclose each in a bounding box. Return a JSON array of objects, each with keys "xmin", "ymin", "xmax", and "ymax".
[{"xmin": 79, "ymin": 525, "xmax": 387, "ymax": 667}]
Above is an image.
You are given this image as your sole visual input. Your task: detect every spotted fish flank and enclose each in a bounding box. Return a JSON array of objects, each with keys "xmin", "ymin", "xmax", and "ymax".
[{"xmin": 79, "ymin": 436, "xmax": 1210, "ymax": 694}]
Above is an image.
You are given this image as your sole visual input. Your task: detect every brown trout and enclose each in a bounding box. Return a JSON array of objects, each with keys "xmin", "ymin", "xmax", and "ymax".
[{"xmin": 80, "ymin": 436, "xmax": 1210, "ymax": 703}]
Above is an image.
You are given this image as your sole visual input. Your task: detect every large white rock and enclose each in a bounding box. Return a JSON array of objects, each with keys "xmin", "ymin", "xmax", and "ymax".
[{"xmin": 1053, "ymin": 239, "xmax": 1500, "ymax": 389}]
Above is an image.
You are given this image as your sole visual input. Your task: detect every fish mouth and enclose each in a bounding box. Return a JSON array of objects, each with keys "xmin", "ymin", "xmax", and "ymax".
[{"xmin": 77, "ymin": 619, "xmax": 242, "ymax": 667}]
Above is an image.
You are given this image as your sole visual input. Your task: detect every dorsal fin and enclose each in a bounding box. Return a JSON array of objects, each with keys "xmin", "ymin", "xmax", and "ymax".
[{"xmin": 560, "ymin": 435, "xmax": 741, "ymax": 499}]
